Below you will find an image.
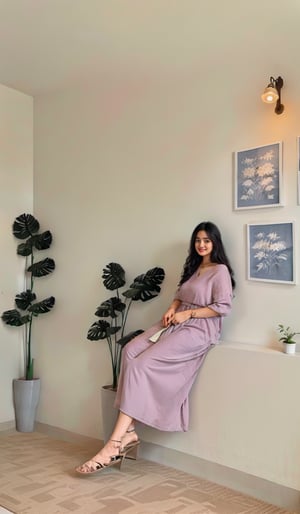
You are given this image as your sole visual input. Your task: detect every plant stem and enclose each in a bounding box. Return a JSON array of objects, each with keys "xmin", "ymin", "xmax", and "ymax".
[
  {"xmin": 26, "ymin": 314, "xmax": 33, "ymax": 379},
  {"xmin": 25, "ymin": 250, "xmax": 35, "ymax": 379},
  {"xmin": 122, "ymin": 299, "xmax": 133, "ymax": 337},
  {"xmin": 107, "ymin": 335, "xmax": 117, "ymax": 388}
]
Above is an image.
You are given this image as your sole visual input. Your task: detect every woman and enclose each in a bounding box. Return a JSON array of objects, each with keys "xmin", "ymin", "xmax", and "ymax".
[{"xmin": 76, "ymin": 221, "xmax": 235, "ymax": 475}]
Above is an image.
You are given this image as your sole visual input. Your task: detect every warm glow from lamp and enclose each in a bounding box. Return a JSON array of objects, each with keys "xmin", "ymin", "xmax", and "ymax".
[
  {"xmin": 261, "ymin": 86, "xmax": 279, "ymax": 104},
  {"xmin": 261, "ymin": 76, "xmax": 284, "ymax": 114}
]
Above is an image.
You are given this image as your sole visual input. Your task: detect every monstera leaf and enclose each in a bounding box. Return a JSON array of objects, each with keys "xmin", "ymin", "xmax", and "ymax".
[
  {"xmin": 13, "ymin": 213, "xmax": 40, "ymax": 240},
  {"xmin": 102, "ymin": 263, "xmax": 126, "ymax": 291},
  {"xmin": 123, "ymin": 267, "xmax": 165, "ymax": 302},
  {"xmin": 95, "ymin": 297, "xmax": 126, "ymax": 319},
  {"xmin": 87, "ymin": 320, "xmax": 121, "ymax": 341},
  {"xmin": 28, "ymin": 258, "xmax": 55, "ymax": 277},
  {"xmin": 33, "ymin": 231, "xmax": 53, "ymax": 250},
  {"xmin": 15, "ymin": 290, "xmax": 36, "ymax": 310},
  {"xmin": 117, "ymin": 330, "xmax": 144, "ymax": 348},
  {"xmin": 16, "ymin": 231, "xmax": 53, "ymax": 256},
  {"xmin": 28, "ymin": 296, "xmax": 55, "ymax": 316},
  {"xmin": 1, "ymin": 309, "xmax": 30, "ymax": 326},
  {"xmin": 17, "ymin": 240, "xmax": 34, "ymax": 256}
]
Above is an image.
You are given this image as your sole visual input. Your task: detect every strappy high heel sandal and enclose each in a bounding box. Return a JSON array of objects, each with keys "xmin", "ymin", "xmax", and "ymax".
[
  {"xmin": 75, "ymin": 439, "xmax": 124, "ymax": 475},
  {"xmin": 120, "ymin": 428, "xmax": 140, "ymax": 460}
]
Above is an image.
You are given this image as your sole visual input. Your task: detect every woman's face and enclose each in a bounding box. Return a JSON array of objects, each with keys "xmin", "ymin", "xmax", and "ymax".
[{"xmin": 195, "ymin": 230, "xmax": 213, "ymax": 259}]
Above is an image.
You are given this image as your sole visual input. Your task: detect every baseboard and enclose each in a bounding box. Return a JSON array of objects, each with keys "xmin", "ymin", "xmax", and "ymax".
[
  {"xmin": 35, "ymin": 422, "xmax": 101, "ymax": 446},
  {"xmin": 0, "ymin": 420, "xmax": 15, "ymax": 432},
  {"xmin": 31, "ymin": 422, "xmax": 300, "ymax": 513},
  {"xmin": 140, "ymin": 441, "xmax": 300, "ymax": 513}
]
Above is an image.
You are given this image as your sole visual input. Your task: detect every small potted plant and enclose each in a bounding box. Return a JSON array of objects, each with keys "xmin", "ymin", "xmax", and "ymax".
[
  {"xmin": 277, "ymin": 324, "xmax": 299, "ymax": 354},
  {"xmin": 87, "ymin": 262, "xmax": 165, "ymax": 439},
  {"xmin": 1, "ymin": 213, "xmax": 56, "ymax": 431}
]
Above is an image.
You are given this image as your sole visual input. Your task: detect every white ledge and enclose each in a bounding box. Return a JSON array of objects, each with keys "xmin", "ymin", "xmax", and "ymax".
[{"xmin": 219, "ymin": 339, "xmax": 300, "ymax": 355}]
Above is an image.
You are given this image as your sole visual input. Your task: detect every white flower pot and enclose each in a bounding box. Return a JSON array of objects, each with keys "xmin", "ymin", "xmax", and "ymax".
[{"xmin": 283, "ymin": 342, "xmax": 296, "ymax": 355}]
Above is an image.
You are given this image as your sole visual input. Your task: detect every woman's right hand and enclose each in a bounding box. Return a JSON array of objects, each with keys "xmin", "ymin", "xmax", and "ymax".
[{"xmin": 162, "ymin": 307, "xmax": 175, "ymax": 327}]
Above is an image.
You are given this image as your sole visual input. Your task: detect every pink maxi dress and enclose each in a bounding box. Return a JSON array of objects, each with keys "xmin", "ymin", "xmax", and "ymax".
[{"xmin": 114, "ymin": 264, "xmax": 233, "ymax": 432}]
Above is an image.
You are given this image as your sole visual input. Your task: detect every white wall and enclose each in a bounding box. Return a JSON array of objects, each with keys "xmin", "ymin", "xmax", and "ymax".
[
  {"xmin": 0, "ymin": 84, "xmax": 33, "ymax": 421},
  {"xmin": 29, "ymin": 1, "xmax": 300, "ymax": 491}
]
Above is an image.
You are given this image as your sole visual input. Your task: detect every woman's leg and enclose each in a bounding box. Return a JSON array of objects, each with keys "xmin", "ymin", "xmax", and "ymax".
[
  {"xmin": 114, "ymin": 324, "xmax": 162, "ymax": 410},
  {"xmin": 76, "ymin": 325, "xmax": 162, "ymax": 473},
  {"xmin": 110, "ymin": 411, "xmax": 134, "ymax": 441},
  {"xmin": 119, "ymin": 418, "xmax": 139, "ymax": 451},
  {"xmin": 76, "ymin": 411, "xmax": 134, "ymax": 473},
  {"xmin": 115, "ymin": 325, "xmax": 213, "ymax": 432}
]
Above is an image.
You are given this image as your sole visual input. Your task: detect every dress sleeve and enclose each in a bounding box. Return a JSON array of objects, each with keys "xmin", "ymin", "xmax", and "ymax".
[{"xmin": 208, "ymin": 266, "xmax": 233, "ymax": 316}]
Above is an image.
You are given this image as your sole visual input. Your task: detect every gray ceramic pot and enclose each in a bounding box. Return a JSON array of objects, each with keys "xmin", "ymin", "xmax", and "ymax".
[{"xmin": 13, "ymin": 378, "xmax": 40, "ymax": 432}]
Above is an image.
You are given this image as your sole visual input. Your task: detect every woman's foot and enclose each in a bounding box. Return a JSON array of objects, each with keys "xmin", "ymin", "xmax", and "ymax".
[
  {"xmin": 76, "ymin": 439, "xmax": 122, "ymax": 474},
  {"xmin": 120, "ymin": 428, "xmax": 140, "ymax": 453}
]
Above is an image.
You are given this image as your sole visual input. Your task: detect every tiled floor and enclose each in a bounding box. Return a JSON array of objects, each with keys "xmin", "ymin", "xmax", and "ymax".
[{"xmin": 0, "ymin": 431, "xmax": 293, "ymax": 514}]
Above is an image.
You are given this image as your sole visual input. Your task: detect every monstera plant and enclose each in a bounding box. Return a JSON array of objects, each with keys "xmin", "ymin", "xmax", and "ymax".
[
  {"xmin": 2, "ymin": 213, "xmax": 56, "ymax": 380},
  {"xmin": 87, "ymin": 262, "xmax": 165, "ymax": 390}
]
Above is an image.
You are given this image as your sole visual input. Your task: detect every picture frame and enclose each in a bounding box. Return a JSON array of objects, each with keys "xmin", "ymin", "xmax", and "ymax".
[
  {"xmin": 234, "ymin": 142, "xmax": 283, "ymax": 210},
  {"xmin": 297, "ymin": 136, "xmax": 300, "ymax": 205},
  {"xmin": 247, "ymin": 221, "xmax": 295, "ymax": 284}
]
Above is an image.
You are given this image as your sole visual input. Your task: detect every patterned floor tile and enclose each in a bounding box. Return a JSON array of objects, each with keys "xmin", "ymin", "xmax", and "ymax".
[{"xmin": 0, "ymin": 431, "xmax": 292, "ymax": 514}]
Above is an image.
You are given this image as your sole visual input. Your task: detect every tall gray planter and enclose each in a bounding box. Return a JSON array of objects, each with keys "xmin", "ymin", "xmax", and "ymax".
[
  {"xmin": 101, "ymin": 386, "xmax": 118, "ymax": 442},
  {"xmin": 13, "ymin": 378, "xmax": 40, "ymax": 432}
]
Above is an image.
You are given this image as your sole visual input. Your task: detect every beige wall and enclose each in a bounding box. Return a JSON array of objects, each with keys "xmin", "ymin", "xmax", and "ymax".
[
  {"xmin": 32, "ymin": 71, "xmax": 300, "ymax": 490},
  {"xmin": 2, "ymin": 0, "xmax": 300, "ymax": 493},
  {"xmin": 0, "ymin": 84, "xmax": 33, "ymax": 421}
]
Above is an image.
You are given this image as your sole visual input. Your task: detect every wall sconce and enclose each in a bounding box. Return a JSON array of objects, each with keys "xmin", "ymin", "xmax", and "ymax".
[{"xmin": 261, "ymin": 76, "xmax": 284, "ymax": 115}]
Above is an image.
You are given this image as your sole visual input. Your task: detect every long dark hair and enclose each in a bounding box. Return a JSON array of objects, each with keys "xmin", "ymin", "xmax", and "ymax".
[{"xmin": 179, "ymin": 221, "xmax": 235, "ymax": 289}]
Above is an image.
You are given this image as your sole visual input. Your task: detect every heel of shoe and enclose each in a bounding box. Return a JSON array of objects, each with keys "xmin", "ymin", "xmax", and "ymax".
[
  {"xmin": 124, "ymin": 442, "xmax": 140, "ymax": 460},
  {"xmin": 115, "ymin": 454, "xmax": 125, "ymax": 470}
]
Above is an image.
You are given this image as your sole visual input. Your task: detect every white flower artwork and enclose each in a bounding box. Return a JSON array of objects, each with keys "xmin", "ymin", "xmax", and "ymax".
[
  {"xmin": 247, "ymin": 222, "xmax": 295, "ymax": 284},
  {"xmin": 234, "ymin": 142, "xmax": 283, "ymax": 209}
]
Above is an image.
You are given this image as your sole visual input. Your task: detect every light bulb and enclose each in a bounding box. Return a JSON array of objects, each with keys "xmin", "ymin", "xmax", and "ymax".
[{"xmin": 261, "ymin": 86, "xmax": 279, "ymax": 104}]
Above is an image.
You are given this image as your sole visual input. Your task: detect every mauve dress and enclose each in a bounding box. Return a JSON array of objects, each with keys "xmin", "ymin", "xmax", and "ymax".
[{"xmin": 114, "ymin": 264, "xmax": 232, "ymax": 432}]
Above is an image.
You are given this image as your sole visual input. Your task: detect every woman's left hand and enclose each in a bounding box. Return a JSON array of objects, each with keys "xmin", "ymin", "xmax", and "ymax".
[{"xmin": 172, "ymin": 310, "xmax": 191, "ymax": 325}]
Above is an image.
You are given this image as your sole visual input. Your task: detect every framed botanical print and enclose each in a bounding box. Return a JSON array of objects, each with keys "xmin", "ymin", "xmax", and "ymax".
[
  {"xmin": 247, "ymin": 221, "xmax": 295, "ymax": 284},
  {"xmin": 234, "ymin": 142, "xmax": 283, "ymax": 210}
]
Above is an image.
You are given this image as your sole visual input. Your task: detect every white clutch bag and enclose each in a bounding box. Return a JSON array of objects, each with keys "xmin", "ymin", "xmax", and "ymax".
[{"xmin": 149, "ymin": 327, "xmax": 168, "ymax": 343}]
